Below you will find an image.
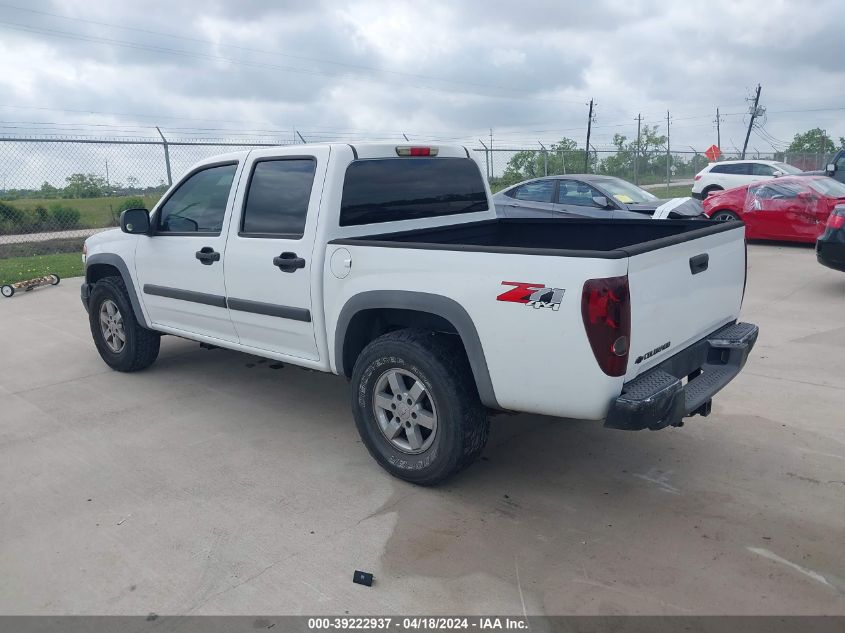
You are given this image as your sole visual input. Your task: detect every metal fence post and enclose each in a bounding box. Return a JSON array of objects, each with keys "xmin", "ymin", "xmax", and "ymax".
[
  {"xmin": 156, "ymin": 127, "xmax": 172, "ymax": 187},
  {"xmin": 478, "ymin": 139, "xmax": 490, "ymax": 182}
]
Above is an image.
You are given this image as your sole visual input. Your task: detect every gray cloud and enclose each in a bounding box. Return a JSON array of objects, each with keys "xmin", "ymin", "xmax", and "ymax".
[{"xmin": 0, "ymin": 0, "xmax": 843, "ymax": 152}]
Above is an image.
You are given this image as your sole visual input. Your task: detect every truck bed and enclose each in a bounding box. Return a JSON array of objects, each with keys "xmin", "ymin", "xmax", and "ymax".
[{"xmin": 331, "ymin": 217, "xmax": 739, "ymax": 258}]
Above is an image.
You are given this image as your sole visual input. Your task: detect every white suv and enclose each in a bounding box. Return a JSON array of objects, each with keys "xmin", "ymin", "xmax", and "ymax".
[{"xmin": 691, "ymin": 160, "xmax": 803, "ymax": 199}]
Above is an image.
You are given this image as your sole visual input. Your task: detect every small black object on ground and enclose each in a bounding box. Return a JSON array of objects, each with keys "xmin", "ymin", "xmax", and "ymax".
[{"xmin": 353, "ymin": 570, "xmax": 374, "ymax": 587}]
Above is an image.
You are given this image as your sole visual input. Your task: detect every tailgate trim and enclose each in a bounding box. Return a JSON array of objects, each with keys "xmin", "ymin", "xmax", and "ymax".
[{"xmin": 605, "ymin": 321, "xmax": 758, "ymax": 431}]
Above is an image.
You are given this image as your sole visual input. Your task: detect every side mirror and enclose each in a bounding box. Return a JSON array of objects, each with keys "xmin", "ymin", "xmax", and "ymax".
[
  {"xmin": 592, "ymin": 195, "xmax": 611, "ymax": 209},
  {"xmin": 772, "ymin": 171, "xmax": 784, "ymax": 177},
  {"xmin": 120, "ymin": 208, "xmax": 151, "ymax": 235},
  {"xmin": 798, "ymin": 191, "xmax": 818, "ymax": 201},
  {"xmin": 827, "ymin": 163, "xmax": 836, "ymax": 174}
]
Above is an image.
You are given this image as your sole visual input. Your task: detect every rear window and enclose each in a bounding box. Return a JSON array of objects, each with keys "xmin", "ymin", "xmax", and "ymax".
[{"xmin": 339, "ymin": 158, "xmax": 488, "ymax": 226}]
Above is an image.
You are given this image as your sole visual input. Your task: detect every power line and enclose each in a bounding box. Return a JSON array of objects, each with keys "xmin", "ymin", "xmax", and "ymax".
[
  {"xmin": 0, "ymin": 20, "xmax": 586, "ymax": 106},
  {"xmin": 0, "ymin": 3, "xmax": 589, "ymax": 102}
]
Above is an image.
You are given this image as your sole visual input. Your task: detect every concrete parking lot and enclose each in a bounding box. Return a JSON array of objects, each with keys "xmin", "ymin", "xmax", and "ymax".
[{"xmin": 1, "ymin": 242, "xmax": 843, "ymax": 615}]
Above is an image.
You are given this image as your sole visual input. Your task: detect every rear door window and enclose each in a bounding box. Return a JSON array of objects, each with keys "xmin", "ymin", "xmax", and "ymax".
[
  {"xmin": 241, "ymin": 159, "xmax": 316, "ymax": 237},
  {"xmin": 752, "ymin": 164, "xmax": 776, "ymax": 176},
  {"xmin": 340, "ymin": 158, "xmax": 488, "ymax": 226},
  {"xmin": 508, "ymin": 180, "xmax": 555, "ymax": 202}
]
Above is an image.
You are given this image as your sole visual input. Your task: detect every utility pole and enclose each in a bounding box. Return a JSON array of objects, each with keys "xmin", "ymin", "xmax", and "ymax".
[
  {"xmin": 666, "ymin": 110, "xmax": 671, "ymax": 191},
  {"xmin": 634, "ymin": 113, "xmax": 642, "ymax": 185},
  {"xmin": 105, "ymin": 159, "xmax": 110, "ymax": 189},
  {"xmin": 715, "ymin": 107, "xmax": 721, "ymax": 150},
  {"xmin": 584, "ymin": 99, "xmax": 594, "ymax": 172},
  {"xmin": 742, "ymin": 84, "xmax": 762, "ymax": 159}
]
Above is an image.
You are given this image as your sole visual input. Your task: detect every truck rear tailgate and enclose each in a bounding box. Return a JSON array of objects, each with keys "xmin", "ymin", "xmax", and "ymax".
[{"xmin": 624, "ymin": 224, "xmax": 746, "ymax": 382}]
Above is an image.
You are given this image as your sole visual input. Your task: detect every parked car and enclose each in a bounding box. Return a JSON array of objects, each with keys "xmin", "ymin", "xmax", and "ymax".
[
  {"xmin": 692, "ymin": 160, "xmax": 803, "ymax": 199},
  {"xmin": 81, "ymin": 143, "xmax": 757, "ymax": 485},
  {"xmin": 803, "ymin": 149, "xmax": 845, "ymax": 184},
  {"xmin": 817, "ymin": 206, "xmax": 845, "ymax": 271},
  {"xmin": 702, "ymin": 176, "xmax": 845, "ymax": 242},
  {"xmin": 493, "ymin": 175, "xmax": 704, "ymax": 219}
]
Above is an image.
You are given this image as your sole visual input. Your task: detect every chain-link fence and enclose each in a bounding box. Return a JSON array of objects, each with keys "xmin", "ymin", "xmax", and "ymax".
[
  {"xmin": 475, "ymin": 147, "xmax": 834, "ymax": 193},
  {"xmin": 0, "ymin": 135, "xmax": 836, "ymax": 287}
]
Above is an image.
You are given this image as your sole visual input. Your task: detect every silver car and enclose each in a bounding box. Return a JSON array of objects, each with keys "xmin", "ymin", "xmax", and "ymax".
[{"xmin": 493, "ymin": 175, "xmax": 704, "ymax": 219}]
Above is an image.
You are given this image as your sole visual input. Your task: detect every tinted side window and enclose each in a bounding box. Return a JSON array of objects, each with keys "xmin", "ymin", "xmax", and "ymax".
[
  {"xmin": 340, "ymin": 158, "xmax": 488, "ymax": 226},
  {"xmin": 241, "ymin": 159, "xmax": 316, "ymax": 237},
  {"xmin": 752, "ymin": 163, "xmax": 776, "ymax": 176},
  {"xmin": 711, "ymin": 163, "xmax": 750, "ymax": 175},
  {"xmin": 158, "ymin": 164, "xmax": 237, "ymax": 234},
  {"xmin": 512, "ymin": 180, "xmax": 555, "ymax": 203},
  {"xmin": 557, "ymin": 180, "xmax": 606, "ymax": 207}
]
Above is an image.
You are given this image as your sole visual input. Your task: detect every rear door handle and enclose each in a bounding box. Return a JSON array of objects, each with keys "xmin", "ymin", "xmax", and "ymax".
[
  {"xmin": 195, "ymin": 247, "xmax": 220, "ymax": 265},
  {"xmin": 689, "ymin": 253, "xmax": 709, "ymax": 275},
  {"xmin": 273, "ymin": 252, "xmax": 306, "ymax": 273}
]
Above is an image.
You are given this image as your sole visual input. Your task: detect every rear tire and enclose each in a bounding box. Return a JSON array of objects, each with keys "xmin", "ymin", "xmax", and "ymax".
[
  {"xmin": 350, "ymin": 329, "xmax": 490, "ymax": 485},
  {"xmin": 711, "ymin": 210, "xmax": 739, "ymax": 222},
  {"xmin": 1, "ymin": 285, "xmax": 13, "ymax": 298},
  {"xmin": 88, "ymin": 276, "xmax": 160, "ymax": 372}
]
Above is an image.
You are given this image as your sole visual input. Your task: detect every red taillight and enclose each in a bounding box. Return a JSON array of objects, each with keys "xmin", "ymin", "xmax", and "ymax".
[
  {"xmin": 581, "ymin": 276, "xmax": 631, "ymax": 377},
  {"xmin": 396, "ymin": 146, "xmax": 438, "ymax": 157},
  {"xmin": 827, "ymin": 212, "xmax": 845, "ymax": 229},
  {"xmin": 694, "ymin": 175, "xmax": 702, "ymax": 181}
]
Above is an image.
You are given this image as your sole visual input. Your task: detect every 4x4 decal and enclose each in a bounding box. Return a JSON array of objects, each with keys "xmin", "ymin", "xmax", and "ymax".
[{"xmin": 497, "ymin": 281, "xmax": 565, "ymax": 311}]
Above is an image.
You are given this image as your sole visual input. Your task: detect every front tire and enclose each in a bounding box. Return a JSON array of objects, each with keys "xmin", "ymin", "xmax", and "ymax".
[
  {"xmin": 88, "ymin": 276, "xmax": 160, "ymax": 372},
  {"xmin": 350, "ymin": 329, "xmax": 489, "ymax": 485}
]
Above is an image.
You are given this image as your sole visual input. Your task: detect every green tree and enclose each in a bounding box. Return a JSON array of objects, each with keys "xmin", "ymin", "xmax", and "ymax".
[
  {"xmin": 39, "ymin": 181, "xmax": 60, "ymax": 199},
  {"xmin": 786, "ymin": 128, "xmax": 835, "ymax": 155},
  {"xmin": 494, "ymin": 137, "xmax": 594, "ymax": 191},
  {"xmin": 64, "ymin": 173, "xmax": 107, "ymax": 198},
  {"xmin": 599, "ymin": 125, "xmax": 667, "ymax": 183}
]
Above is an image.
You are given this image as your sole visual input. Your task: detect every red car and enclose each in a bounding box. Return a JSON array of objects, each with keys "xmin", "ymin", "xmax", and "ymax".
[{"xmin": 702, "ymin": 175, "xmax": 845, "ymax": 242}]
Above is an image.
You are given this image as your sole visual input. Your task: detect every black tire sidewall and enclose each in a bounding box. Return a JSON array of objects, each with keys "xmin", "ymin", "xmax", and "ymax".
[
  {"xmin": 352, "ymin": 337, "xmax": 465, "ymax": 484},
  {"xmin": 88, "ymin": 279, "xmax": 140, "ymax": 371},
  {"xmin": 714, "ymin": 210, "xmax": 739, "ymax": 221}
]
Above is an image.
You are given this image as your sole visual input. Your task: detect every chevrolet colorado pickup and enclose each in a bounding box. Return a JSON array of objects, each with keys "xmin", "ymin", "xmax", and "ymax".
[{"xmin": 81, "ymin": 143, "xmax": 758, "ymax": 484}]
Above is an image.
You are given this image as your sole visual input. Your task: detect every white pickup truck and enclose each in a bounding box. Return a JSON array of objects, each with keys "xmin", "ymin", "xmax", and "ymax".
[{"xmin": 81, "ymin": 143, "xmax": 758, "ymax": 484}]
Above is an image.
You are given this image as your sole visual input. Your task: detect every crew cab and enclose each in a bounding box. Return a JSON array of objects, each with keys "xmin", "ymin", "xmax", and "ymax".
[{"xmin": 81, "ymin": 143, "xmax": 758, "ymax": 485}]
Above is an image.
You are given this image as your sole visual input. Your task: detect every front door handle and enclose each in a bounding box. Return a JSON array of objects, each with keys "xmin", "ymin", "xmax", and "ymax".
[
  {"xmin": 273, "ymin": 251, "xmax": 306, "ymax": 273},
  {"xmin": 195, "ymin": 247, "xmax": 220, "ymax": 265}
]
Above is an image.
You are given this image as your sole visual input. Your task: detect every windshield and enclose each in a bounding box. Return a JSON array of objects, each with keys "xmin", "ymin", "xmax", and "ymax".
[
  {"xmin": 775, "ymin": 162, "xmax": 803, "ymax": 175},
  {"xmin": 808, "ymin": 177, "xmax": 845, "ymax": 198},
  {"xmin": 594, "ymin": 178, "xmax": 659, "ymax": 204}
]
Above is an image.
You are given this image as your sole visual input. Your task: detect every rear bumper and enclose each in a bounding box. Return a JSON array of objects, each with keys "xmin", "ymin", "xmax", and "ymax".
[
  {"xmin": 816, "ymin": 236, "xmax": 845, "ymax": 272},
  {"xmin": 605, "ymin": 321, "xmax": 758, "ymax": 431}
]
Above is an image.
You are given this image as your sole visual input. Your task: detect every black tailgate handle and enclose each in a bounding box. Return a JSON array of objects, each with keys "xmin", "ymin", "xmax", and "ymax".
[{"xmin": 690, "ymin": 253, "xmax": 709, "ymax": 275}]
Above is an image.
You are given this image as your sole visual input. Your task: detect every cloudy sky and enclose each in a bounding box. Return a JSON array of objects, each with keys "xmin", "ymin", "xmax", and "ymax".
[{"xmin": 1, "ymin": 0, "xmax": 844, "ymax": 154}]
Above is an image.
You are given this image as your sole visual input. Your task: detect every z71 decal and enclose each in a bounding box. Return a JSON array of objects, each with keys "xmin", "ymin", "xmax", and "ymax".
[{"xmin": 497, "ymin": 281, "xmax": 565, "ymax": 311}]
